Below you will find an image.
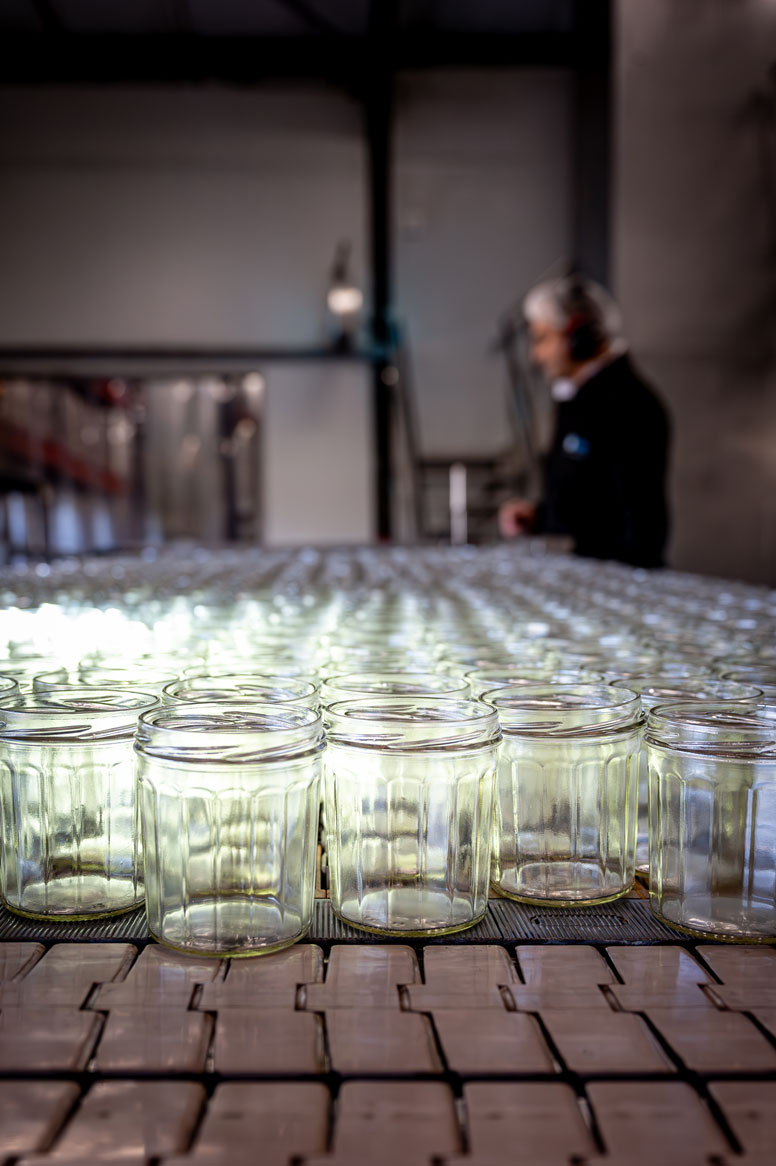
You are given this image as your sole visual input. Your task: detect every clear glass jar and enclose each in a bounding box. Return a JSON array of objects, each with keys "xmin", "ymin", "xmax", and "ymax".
[
  {"xmin": 135, "ymin": 702, "xmax": 323, "ymax": 956},
  {"xmin": 161, "ymin": 673, "xmax": 319, "ymax": 709},
  {"xmin": 645, "ymin": 701, "xmax": 776, "ymax": 942},
  {"xmin": 611, "ymin": 676, "xmax": 763, "ymax": 877},
  {"xmin": 324, "ymin": 696, "xmax": 500, "ymax": 936},
  {"xmin": 0, "ymin": 676, "xmax": 19, "ymax": 698},
  {"xmin": 320, "ymin": 670, "xmax": 468, "ymax": 707},
  {"xmin": 720, "ymin": 666, "xmax": 776, "ymax": 702},
  {"xmin": 0, "ymin": 657, "xmax": 70, "ymax": 690},
  {"xmin": 34, "ymin": 666, "xmax": 179, "ymax": 695},
  {"xmin": 466, "ymin": 666, "xmax": 603, "ymax": 699},
  {"xmin": 0, "ymin": 687, "xmax": 158, "ymax": 918},
  {"xmin": 490, "ymin": 684, "xmax": 643, "ymax": 905}
]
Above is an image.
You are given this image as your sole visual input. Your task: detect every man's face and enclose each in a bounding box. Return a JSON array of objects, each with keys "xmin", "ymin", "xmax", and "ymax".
[{"xmin": 528, "ymin": 318, "xmax": 574, "ymax": 381}]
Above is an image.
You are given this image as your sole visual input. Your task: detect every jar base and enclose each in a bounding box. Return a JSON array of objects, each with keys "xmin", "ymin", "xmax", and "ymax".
[
  {"xmin": 493, "ymin": 860, "xmax": 633, "ymax": 907},
  {"xmin": 2, "ymin": 878, "xmax": 143, "ymax": 921},
  {"xmin": 332, "ymin": 887, "xmax": 486, "ymax": 937},
  {"xmin": 148, "ymin": 926, "xmax": 310, "ymax": 958},
  {"xmin": 147, "ymin": 896, "xmax": 311, "ymax": 958},
  {"xmin": 650, "ymin": 899, "xmax": 776, "ymax": 945}
]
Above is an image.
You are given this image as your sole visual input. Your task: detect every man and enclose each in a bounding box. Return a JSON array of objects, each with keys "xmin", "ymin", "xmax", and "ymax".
[{"xmin": 499, "ymin": 275, "xmax": 670, "ymax": 567}]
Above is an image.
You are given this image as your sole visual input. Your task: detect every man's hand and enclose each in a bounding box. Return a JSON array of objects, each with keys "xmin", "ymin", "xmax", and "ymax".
[{"xmin": 498, "ymin": 498, "xmax": 537, "ymax": 538}]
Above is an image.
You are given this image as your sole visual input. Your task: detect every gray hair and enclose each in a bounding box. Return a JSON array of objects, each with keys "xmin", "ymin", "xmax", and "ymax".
[{"xmin": 523, "ymin": 275, "xmax": 624, "ymax": 341}]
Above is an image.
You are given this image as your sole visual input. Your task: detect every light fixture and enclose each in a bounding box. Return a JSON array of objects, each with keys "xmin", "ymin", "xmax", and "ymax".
[
  {"xmin": 242, "ymin": 372, "xmax": 266, "ymax": 397},
  {"xmin": 326, "ymin": 241, "xmax": 363, "ymax": 323}
]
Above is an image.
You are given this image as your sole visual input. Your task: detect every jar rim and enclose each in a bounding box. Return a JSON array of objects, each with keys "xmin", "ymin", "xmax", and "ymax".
[
  {"xmin": 324, "ymin": 695, "xmax": 500, "ymax": 752},
  {"xmin": 646, "ymin": 700, "xmax": 776, "ymax": 759},
  {"xmin": 488, "ymin": 683, "xmax": 642, "ymax": 737},
  {"xmin": 33, "ymin": 667, "xmax": 180, "ymax": 693},
  {"xmin": 136, "ymin": 700, "xmax": 324, "ymax": 763},
  {"xmin": 720, "ymin": 667, "xmax": 776, "ymax": 686},
  {"xmin": 162, "ymin": 673, "xmax": 319, "ymax": 706},
  {"xmin": 0, "ymin": 686, "xmax": 159, "ymax": 742},
  {"xmin": 611, "ymin": 676, "xmax": 763, "ymax": 705},
  {"xmin": 321, "ymin": 670, "xmax": 469, "ymax": 698}
]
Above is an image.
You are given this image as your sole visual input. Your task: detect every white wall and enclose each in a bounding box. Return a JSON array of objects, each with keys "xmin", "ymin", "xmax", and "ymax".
[
  {"xmin": 615, "ymin": 0, "xmax": 776, "ymax": 583},
  {"xmin": 0, "ymin": 84, "xmax": 367, "ymax": 346},
  {"xmin": 0, "ymin": 83, "xmax": 375, "ymax": 546},
  {"xmin": 394, "ymin": 69, "xmax": 574, "ymax": 457},
  {"xmin": 263, "ymin": 362, "xmax": 373, "ymax": 546}
]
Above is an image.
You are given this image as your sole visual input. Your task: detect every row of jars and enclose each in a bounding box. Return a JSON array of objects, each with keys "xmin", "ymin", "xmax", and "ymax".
[{"xmin": 0, "ymin": 673, "xmax": 773, "ymax": 953}]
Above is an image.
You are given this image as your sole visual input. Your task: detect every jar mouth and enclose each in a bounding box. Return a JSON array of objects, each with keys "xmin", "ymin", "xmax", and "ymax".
[
  {"xmin": 488, "ymin": 683, "xmax": 642, "ymax": 737},
  {"xmin": 471, "ymin": 668, "xmax": 603, "ymax": 696},
  {"xmin": 162, "ymin": 673, "xmax": 319, "ymax": 707},
  {"xmin": 720, "ymin": 668, "xmax": 776, "ymax": 694},
  {"xmin": 33, "ymin": 667, "xmax": 179, "ymax": 693},
  {"xmin": 136, "ymin": 700, "xmax": 324, "ymax": 763},
  {"xmin": 646, "ymin": 700, "xmax": 776, "ymax": 759},
  {"xmin": 324, "ymin": 696, "xmax": 500, "ymax": 752},
  {"xmin": 321, "ymin": 671, "xmax": 469, "ymax": 700},
  {"xmin": 0, "ymin": 657, "xmax": 72, "ymax": 682},
  {"xmin": 0, "ymin": 686, "xmax": 159, "ymax": 742},
  {"xmin": 611, "ymin": 677, "xmax": 763, "ymax": 709}
]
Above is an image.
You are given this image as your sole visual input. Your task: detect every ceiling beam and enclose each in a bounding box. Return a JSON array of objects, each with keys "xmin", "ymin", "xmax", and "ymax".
[
  {"xmin": 30, "ymin": 0, "xmax": 66, "ymax": 35},
  {"xmin": 273, "ymin": 0, "xmax": 350, "ymax": 38},
  {"xmin": 0, "ymin": 32, "xmax": 584, "ymax": 85}
]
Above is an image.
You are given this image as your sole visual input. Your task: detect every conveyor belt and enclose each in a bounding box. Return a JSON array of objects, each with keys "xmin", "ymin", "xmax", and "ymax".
[
  {"xmin": 0, "ymin": 895, "xmax": 681, "ymax": 946},
  {"xmin": 1, "ymin": 929, "xmax": 775, "ymax": 1164}
]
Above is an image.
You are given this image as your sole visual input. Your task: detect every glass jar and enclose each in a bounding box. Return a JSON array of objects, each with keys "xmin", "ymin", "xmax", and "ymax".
[
  {"xmin": 466, "ymin": 666, "xmax": 603, "ymax": 699},
  {"xmin": 720, "ymin": 666, "xmax": 776, "ymax": 703},
  {"xmin": 490, "ymin": 684, "xmax": 643, "ymax": 905},
  {"xmin": 645, "ymin": 701, "xmax": 775, "ymax": 942},
  {"xmin": 0, "ymin": 687, "xmax": 158, "ymax": 918},
  {"xmin": 320, "ymin": 670, "xmax": 468, "ymax": 707},
  {"xmin": 324, "ymin": 696, "xmax": 500, "ymax": 935},
  {"xmin": 34, "ymin": 666, "xmax": 179, "ymax": 695},
  {"xmin": 161, "ymin": 673, "xmax": 319, "ymax": 709},
  {"xmin": 0, "ymin": 657, "xmax": 70, "ymax": 690},
  {"xmin": 611, "ymin": 676, "xmax": 763, "ymax": 877},
  {"xmin": 135, "ymin": 702, "xmax": 323, "ymax": 956}
]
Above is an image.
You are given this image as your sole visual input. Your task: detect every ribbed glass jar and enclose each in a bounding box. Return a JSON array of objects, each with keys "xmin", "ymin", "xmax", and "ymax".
[
  {"xmin": 720, "ymin": 667, "xmax": 776, "ymax": 703},
  {"xmin": 490, "ymin": 684, "xmax": 643, "ymax": 905},
  {"xmin": 324, "ymin": 697, "xmax": 500, "ymax": 936},
  {"xmin": 466, "ymin": 666, "xmax": 603, "ymax": 700},
  {"xmin": 135, "ymin": 702, "xmax": 323, "ymax": 956},
  {"xmin": 320, "ymin": 671, "xmax": 468, "ymax": 707},
  {"xmin": 34, "ymin": 667, "xmax": 179, "ymax": 696},
  {"xmin": 646, "ymin": 701, "xmax": 775, "ymax": 942},
  {"xmin": 611, "ymin": 676, "xmax": 763, "ymax": 876},
  {"xmin": 161, "ymin": 673, "xmax": 319, "ymax": 709},
  {"xmin": 0, "ymin": 687, "xmax": 158, "ymax": 918}
]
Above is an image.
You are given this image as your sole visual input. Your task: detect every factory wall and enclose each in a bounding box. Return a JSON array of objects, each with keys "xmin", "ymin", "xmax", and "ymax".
[
  {"xmin": 0, "ymin": 84, "xmax": 367, "ymax": 348},
  {"xmin": 615, "ymin": 0, "xmax": 776, "ymax": 584},
  {"xmin": 0, "ymin": 73, "xmax": 574, "ymax": 545},
  {"xmin": 393, "ymin": 68, "xmax": 574, "ymax": 457}
]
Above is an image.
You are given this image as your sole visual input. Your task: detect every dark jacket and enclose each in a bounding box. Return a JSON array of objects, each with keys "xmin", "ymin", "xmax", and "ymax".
[{"xmin": 535, "ymin": 354, "xmax": 670, "ymax": 567}]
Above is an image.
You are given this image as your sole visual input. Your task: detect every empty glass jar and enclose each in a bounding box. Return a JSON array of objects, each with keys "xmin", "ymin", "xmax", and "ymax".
[
  {"xmin": 320, "ymin": 670, "xmax": 468, "ymax": 707},
  {"xmin": 646, "ymin": 701, "xmax": 775, "ymax": 942},
  {"xmin": 611, "ymin": 676, "xmax": 763, "ymax": 876},
  {"xmin": 135, "ymin": 702, "xmax": 323, "ymax": 956},
  {"xmin": 161, "ymin": 673, "xmax": 319, "ymax": 709},
  {"xmin": 324, "ymin": 696, "xmax": 500, "ymax": 935},
  {"xmin": 490, "ymin": 684, "xmax": 643, "ymax": 905},
  {"xmin": 0, "ymin": 686, "xmax": 158, "ymax": 918}
]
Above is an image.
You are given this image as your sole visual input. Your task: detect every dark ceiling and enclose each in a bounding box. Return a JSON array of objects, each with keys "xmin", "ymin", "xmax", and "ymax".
[
  {"xmin": 0, "ymin": 0, "xmax": 609, "ymax": 83},
  {"xmin": 1, "ymin": 0, "xmax": 576, "ymax": 38}
]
